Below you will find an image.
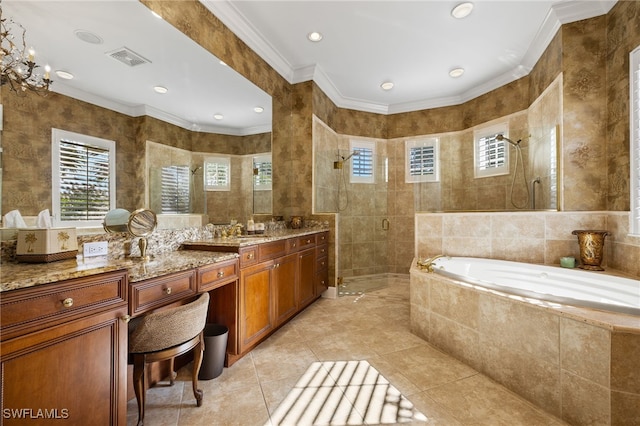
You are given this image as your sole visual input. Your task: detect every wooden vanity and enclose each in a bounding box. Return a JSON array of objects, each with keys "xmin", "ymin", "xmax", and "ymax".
[
  {"xmin": 0, "ymin": 229, "xmax": 328, "ymax": 425},
  {"xmin": 182, "ymin": 230, "xmax": 329, "ymax": 365}
]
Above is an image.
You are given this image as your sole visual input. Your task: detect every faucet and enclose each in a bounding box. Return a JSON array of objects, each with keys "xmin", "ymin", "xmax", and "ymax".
[
  {"xmin": 230, "ymin": 223, "xmax": 243, "ymax": 237},
  {"xmin": 417, "ymin": 254, "xmax": 449, "ymax": 273}
]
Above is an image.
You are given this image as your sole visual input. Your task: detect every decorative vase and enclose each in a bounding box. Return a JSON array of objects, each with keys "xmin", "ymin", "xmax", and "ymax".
[{"xmin": 571, "ymin": 230, "xmax": 609, "ymax": 271}]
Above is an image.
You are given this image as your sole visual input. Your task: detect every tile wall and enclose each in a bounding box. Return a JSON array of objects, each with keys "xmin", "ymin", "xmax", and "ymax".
[
  {"xmin": 410, "ymin": 265, "xmax": 640, "ymax": 425},
  {"xmin": 415, "ymin": 210, "xmax": 640, "ymax": 278}
]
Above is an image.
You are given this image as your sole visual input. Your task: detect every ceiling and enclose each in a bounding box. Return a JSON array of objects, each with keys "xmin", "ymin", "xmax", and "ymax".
[
  {"xmin": 203, "ymin": 0, "xmax": 616, "ymax": 114},
  {"xmin": 3, "ymin": 0, "xmax": 616, "ymax": 135}
]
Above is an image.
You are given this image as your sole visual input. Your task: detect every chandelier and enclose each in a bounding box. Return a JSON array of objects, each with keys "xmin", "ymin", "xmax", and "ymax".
[{"xmin": 0, "ymin": 2, "xmax": 52, "ymax": 95}]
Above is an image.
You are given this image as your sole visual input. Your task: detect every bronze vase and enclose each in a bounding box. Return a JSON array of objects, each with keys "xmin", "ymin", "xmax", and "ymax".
[{"xmin": 571, "ymin": 230, "xmax": 608, "ymax": 271}]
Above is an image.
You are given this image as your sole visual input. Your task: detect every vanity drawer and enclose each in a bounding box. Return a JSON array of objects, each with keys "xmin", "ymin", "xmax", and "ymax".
[
  {"xmin": 259, "ymin": 240, "xmax": 288, "ymax": 261},
  {"xmin": 295, "ymin": 235, "xmax": 317, "ymax": 252},
  {"xmin": 198, "ymin": 259, "xmax": 238, "ymax": 292},
  {"xmin": 1, "ymin": 269, "xmax": 128, "ymax": 341},
  {"xmin": 316, "ymin": 243, "xmax": 328, "ymax": 259},
  {"xmin": 316, "ymin": 256, "xmax": 328, "ymax": 272},
  {"xmin": 317, "ymin": 232, "xmax": 328, "ymax": 244},
  {"xmin": 130, "ymin": 270, "xmax": 196, "ymax": 317},
  {"xmin": 239, "ymin": 246, "xmax": 259, "ymax": 268}
]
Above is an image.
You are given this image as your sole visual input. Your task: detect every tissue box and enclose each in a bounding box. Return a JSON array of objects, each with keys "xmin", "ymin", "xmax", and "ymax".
[{"xmin": 16, "ymin": 228, "xmax": 78, "ymax": 263}]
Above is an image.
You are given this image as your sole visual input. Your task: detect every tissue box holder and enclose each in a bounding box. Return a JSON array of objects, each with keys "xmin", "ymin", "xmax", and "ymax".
[{"xmin": 16, "ymin": 228, "xmax": 78, "ymax": 263}]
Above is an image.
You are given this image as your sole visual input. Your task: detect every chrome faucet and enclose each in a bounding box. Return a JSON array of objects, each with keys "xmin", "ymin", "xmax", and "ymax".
[{"xmin": 417, "ymin": 254, "xmax": 449, "ymax": 273}]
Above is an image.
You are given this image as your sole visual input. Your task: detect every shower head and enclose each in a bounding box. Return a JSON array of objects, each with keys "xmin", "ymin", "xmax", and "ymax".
[
  {"xmin": 496, "ymin": 134, "xmax": 521, "ymax": 147},
  {"xmin": 342, "ymin": 150, "xmax": 360, "ymax": 161}
]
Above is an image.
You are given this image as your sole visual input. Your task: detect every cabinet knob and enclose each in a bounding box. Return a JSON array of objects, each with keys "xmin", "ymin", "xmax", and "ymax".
[
  {"xmin": 306, "ymin": 239, "xmax": 311, "ymax": 244},
  {"xmin": 246, "ymin": 253, "xmax": 254, "ymax": 260},
  {"xmin": 164, "ymin": 287, "xmax": 172, "ymax": 295},
  {"xmin": 62, "ymin": 297, "xmax": 74, "ymax": 308},
  {"xmin": 217, "ymin": 271, "xmax": 224, "ymax": 278},
  {"xmin": 121, "ymin": 315, "xmax": 131, "ymax": 323}
]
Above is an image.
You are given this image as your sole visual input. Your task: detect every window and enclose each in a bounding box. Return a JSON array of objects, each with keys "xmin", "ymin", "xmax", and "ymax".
[
  {"xmin": 405, "ymin": 138, "xmax": 439, "ymax": 183},
  {"xmin": 474, "ymin": 123, "xmax": 510, "ymax": 178},
  {"xmin": 161, "ymin": 165, "xmax": 190, "ymax": 214},
  {"xmin": 204, "ymin": 156, "xmax": 230, "ymax": 191},
  {"xmin": 631, "ymin": 45, "xmax": 640, "ymax": 235},
  {"xmin": 253, "ymin": 154, "xmax": 272, "ymax": 191},
  {"xmin": 51, "ymin": 129, "xmax": 115, "ymax": 227},
  {"xmin": 349, "ymin": 140, "xmax": 375, "ymax": 184}
]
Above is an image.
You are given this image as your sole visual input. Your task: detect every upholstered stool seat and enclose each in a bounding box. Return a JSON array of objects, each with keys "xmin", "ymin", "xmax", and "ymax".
[{"xmin": 128, "ymin": 292, "xmax": 209, "ymax": 426}]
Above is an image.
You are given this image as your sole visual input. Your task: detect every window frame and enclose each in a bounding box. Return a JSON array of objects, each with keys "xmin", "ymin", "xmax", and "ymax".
[
  {"xmin": 349, "ymin": 139, "xmax": 376, "ymax": 184},
  {"xmin": 51, "ymin": 129, "xmax": 116, "ymax": 228},
  {"xmin": 204, "ymin": 155, "xmax": 231, "ymax": 192},
  {"xmin": 474, "ymin": 123, "xmax": 510, "ymax": 179},
  {"xmin": 630, "ymin": 45, "xmax": 640, "ymax": 236},
  {"xmin": 405, "ymin": 138, "xmax": 440, "ymax": 183}
]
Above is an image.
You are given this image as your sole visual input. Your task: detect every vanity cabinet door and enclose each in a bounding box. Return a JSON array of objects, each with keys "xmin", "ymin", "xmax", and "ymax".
[
  {"xmin": 297, "ymin": 247, "xmax": 316, "ymax": 309},
  {"xmin": 239, "ymin": 260, "xmax": 274, "ymax": 352},
  {"xmin": 1, "ymin": 294, "xmax": 128, "ymax": 425},
  {"xmin": 273, "ymin": 252, "xmax": 298, "ymax": 326}
]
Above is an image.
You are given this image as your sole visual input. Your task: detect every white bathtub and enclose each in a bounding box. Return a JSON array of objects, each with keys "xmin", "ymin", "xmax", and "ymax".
[{"xmin": 428, "ymin": 256, "xmax": 640, "ymax": 316}]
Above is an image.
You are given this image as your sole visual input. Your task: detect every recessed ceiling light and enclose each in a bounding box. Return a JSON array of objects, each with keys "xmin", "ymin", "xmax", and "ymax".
[
  {"xmin": 74, "ymin": 29, "xmax": 103, "ymax": 45},
  {"xmin": 449, "ymin": 68, "xmax": 465, "ymax": 78},
  {"xmin": 153, "ymin": 86, "xmax": 168, "ymax": 94},
  {"xmin": 151, "ymin": 11, "xmax": 162, "ymax": 19},
  {"xmin": 55, "ymin": 70, "xmax": 74, "ymax": 80},
  {"xmin": 307, "ymin": 31, "xmax": 323, "ymax": 42},
  {"xmin": 254, "ymin": 106, "xmax": 264, "ymax": 113},
  {"xmin": 214, "ymin": 114, "xmax": 224, "ymax": 120},
  {"xmin": 451, "ymin": 2, "xmax": 474, "ymax": 19},
  {"xmin": 380, "ymin": 81, "xmax": 394, "ymax": 91},
  {"xmin": 219, "ymin": 60, "xmax": 228, "ymax": 67}
]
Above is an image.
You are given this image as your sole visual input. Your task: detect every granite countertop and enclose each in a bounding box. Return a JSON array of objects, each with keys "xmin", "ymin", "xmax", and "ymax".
[
  {"xmin": 0, "ymin": 250, "xmax": 238, "ymax": 292},
  {"xmin": 183, "ymin": 228, "xmax": 328, "ymax": 248}
]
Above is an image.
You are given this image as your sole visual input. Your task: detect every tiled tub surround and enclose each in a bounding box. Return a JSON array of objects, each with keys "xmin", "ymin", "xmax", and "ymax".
[
  {"xmin": 409, "ymin": 260, "xmax": 640, "ymax": 426},
  {"xmin": 415, "ymin": 211, "xmax": 640, "ymax": 278}
]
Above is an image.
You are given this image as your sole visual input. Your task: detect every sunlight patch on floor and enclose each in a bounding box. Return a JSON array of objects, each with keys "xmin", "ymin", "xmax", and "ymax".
[{"xmin": 265, "ymin": 360, "xmax": 426, "ymax": 426}]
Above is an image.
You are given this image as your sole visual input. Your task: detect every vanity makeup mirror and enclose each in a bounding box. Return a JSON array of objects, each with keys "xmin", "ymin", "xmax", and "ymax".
[{"xmin": 1, "ymin": 0, "xmax": 272, "ymax": 226}]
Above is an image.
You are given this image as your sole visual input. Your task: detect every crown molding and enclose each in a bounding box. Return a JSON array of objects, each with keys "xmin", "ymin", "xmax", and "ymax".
[
  {"xmin": 200, "ymin": 0, "xmax": 617, "ymax": 115},
  {"xmin": 51, "ymin": 82, "xmax": 268, "ymax": 136}
]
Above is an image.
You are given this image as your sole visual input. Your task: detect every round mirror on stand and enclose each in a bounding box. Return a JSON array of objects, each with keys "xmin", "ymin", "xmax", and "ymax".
[
  {"xmin": 127, "ymin": 208, "xmax": 157, "ymax": 261},
  {"xmin": 103, "ymin": 208, "xmax": 131, "ymax": 233},
  {"xmin": 103, "ymin": 208, "xmax": 157, "ymax": 260}
]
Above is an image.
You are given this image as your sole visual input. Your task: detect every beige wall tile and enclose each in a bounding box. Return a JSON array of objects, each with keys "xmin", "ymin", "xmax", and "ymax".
[
  {"xmin": 560, "ymin": 318, "xmax": 611, "ymax": 388},
  {"xmin": 611, "ymin": 332, "xmax": 640, "ymax": 394},
  {"xmin": 561, "ymin": 371, "xmax": 610, "ymax": 426}
]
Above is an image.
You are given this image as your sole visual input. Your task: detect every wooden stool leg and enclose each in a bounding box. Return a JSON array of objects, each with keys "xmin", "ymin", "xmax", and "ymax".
[
  {"xmin": 169, "ymin": 358, "xmax": 176, "ymax": 386},
  {"xmin": 132, "ymin": 354, "xmax": 146, "ymax": 426},
  {"xmin": 192, "ymin": 335, "xmax": 204, "ymax": 407}
]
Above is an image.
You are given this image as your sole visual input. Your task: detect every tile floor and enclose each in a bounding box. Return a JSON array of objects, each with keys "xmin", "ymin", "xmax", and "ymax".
[{"xmin": 127, "ymin": 274, "xmax": 568, "ymax": 426}]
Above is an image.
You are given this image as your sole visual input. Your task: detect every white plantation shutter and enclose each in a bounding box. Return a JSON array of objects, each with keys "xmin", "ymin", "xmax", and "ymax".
[
  {"xmin": 350, "ymin": 140, "xmax": 375, "ymax": 184},
  {"xmin": 161, "ymin": 165, "xmax": 190, "ymax": 213},
  {"xmin": 631, "ymin": 46, "xmax": 640, "ymax": 235},
  {"xmin": 204, "ymin": 156, "xmax": 230, "ymax": 191},
  {"xmin": 406, "ymin": 138, "xmax": 439, "ymax": 183},
  {"xmin": 253, "ymin": 154, "xmax": 272, "ymax": 190},
  {"xmin": 474, "ymin": 123, "xmax": 509, "ymax": 178},
  {"xmin": 52, "ymin": 129, "xmax": 115, "ymax": 226}
]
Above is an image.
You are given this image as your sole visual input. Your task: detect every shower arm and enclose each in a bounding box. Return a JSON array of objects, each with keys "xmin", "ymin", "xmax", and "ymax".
[{"xmin": 496, "ymin": 134, "xmax": 521, "ymax": 147}]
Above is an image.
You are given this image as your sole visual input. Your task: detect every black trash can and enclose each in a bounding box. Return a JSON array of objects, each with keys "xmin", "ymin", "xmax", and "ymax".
[{"xmin": 198, "ymin": 324, "xmax": 228, "ymax": 380}]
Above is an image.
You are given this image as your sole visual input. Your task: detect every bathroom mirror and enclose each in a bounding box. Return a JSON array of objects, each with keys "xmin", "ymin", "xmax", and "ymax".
[{"xmin": 1, "ymin": 0, "xmax": 272, "ymax": 226}]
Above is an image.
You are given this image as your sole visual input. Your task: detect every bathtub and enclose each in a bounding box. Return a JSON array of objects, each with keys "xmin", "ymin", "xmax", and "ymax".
[
  {"xmin": 409, "ymin": 257, "xmax": 640, "ymax": 426},
  {"xmin": 428, "ymin": 256, "xmax": 640, "ymax": 316}
]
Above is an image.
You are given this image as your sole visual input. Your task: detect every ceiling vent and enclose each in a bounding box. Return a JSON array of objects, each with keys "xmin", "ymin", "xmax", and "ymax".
[{"xmin": 106, "ymin": 47, "xmax": 151, "ymax": 67}]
